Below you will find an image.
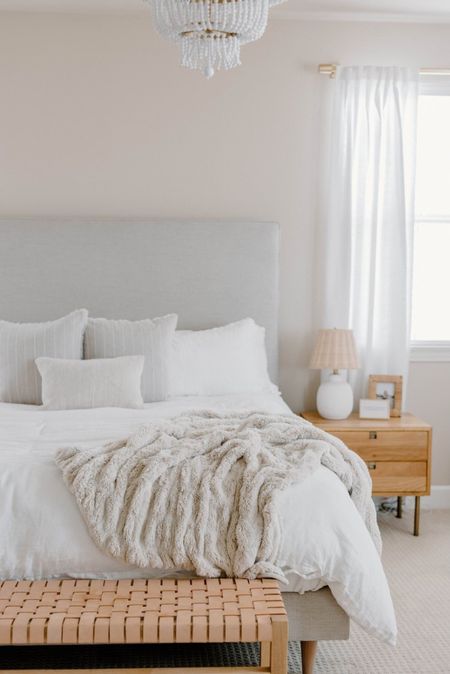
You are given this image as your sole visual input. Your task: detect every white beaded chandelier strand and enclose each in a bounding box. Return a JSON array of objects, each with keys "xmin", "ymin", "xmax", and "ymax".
[{"xmin": 146, "ymin": 0, "xmax": 287, "ymax": 78}]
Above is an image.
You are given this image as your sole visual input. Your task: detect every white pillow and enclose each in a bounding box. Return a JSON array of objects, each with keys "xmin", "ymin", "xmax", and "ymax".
[
  {"xmin": 169, "ymin": 318, "xmax": 276, "ymax": 397},
  {"xmin": 36, "ymin": 356, "xmax": 145, "ymax": 410},
  {"xmin": 0, "ymin": 309, "xmax": 88, "ymax": 405},
  {"xmin": 84, "ymin": 314, "xmax": 178, "ymax": 403}
]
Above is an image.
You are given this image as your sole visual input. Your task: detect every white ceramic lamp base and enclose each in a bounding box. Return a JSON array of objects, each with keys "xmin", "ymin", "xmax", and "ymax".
[{"xmin": 316, "ymin": 373, "xmax": 354, "ymax": 420}]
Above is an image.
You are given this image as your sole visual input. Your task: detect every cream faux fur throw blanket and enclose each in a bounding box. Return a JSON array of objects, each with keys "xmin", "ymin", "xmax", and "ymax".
[{"xmin": 56, "ymin": 411, "xmax": 381, "ymax": 580}]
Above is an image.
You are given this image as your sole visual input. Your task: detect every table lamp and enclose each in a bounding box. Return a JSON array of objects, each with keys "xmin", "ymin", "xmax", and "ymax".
[{"xmin": 309, "ymin": 329, "xmax": 360, "ymax": 420}]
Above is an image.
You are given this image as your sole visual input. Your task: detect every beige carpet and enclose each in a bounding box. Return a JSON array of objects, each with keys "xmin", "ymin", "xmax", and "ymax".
[{"xmin": 313, "ymin": 510, "xmax": 450, "ymax": 674}]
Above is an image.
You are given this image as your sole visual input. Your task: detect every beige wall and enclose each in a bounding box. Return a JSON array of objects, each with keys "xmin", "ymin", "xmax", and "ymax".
[
  {"xmin": 409, "ymin": 362, "xmax": 450, "ymax": 485},
  {"xmin": 0, "ymin": 12, "xmax": 449, "ymax": 483}
]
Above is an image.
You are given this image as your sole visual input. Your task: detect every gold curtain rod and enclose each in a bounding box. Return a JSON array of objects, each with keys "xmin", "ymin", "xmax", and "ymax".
[{"xmin": 319, "ymin": 63, "xmax": 450, "ymax": 78}]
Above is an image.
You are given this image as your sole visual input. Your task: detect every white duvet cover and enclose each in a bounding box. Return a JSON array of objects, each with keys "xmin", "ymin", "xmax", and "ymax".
[{"xmin": 0, "ymin": 393, "xmax": 396, "ymax": 644}]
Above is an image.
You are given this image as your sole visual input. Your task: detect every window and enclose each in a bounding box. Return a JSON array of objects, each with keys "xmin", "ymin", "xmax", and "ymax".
[{"xmin": 411, "ymin": 86, "xmax": 450, "ymax": 360}]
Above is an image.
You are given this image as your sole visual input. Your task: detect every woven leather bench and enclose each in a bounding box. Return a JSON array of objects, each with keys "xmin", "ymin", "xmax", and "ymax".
[{"xmin": 0, "ymin": 578, "xmax": 288, "ymax": 674}]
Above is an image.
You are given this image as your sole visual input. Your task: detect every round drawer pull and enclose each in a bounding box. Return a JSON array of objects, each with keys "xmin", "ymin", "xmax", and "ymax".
[
  {"xmin": 367, "ymin": 462, "xmax": 377, "ymax": 470},
  {"xmin": 369, "ymin": 431, "xmax": 378, "ymax": 440}
]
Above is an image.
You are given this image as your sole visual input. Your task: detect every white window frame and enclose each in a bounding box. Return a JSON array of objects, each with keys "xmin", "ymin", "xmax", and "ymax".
[{"xmin": 410, "ymin": 76, "xmax": 450, "ymax": 362}]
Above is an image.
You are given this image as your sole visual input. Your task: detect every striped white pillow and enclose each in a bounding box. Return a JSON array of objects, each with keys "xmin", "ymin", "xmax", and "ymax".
[
  {"xmin": 36, "ymin": 356, "xmax": 145, "ymax": 410},
  {"xmin": 84, "ymin": 314, "xmax": 178, "ymax": 403},
  {"xmin": 0, "ymin": 309, "xmax": 88, "ymax": 405}
]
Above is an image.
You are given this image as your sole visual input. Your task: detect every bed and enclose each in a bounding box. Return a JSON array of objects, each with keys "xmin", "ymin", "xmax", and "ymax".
[{"xmin": 0, "ymin": 219, "xmax": 396, "ymax": 672}]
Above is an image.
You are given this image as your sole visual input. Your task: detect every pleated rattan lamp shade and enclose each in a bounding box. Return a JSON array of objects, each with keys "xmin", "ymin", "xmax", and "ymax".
[
  {"xmin": 309, "ymin": 329, "xmax": 359, "ymax": 371},
  {"xmin": 309, "ymin": 329, "xmax": 359, "ymax": 419}
]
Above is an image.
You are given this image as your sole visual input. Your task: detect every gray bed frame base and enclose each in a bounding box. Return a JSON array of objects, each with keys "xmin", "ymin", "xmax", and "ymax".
[{"xmin": 0, "ymin": 219, "xmax": 349, "ymax": 673}]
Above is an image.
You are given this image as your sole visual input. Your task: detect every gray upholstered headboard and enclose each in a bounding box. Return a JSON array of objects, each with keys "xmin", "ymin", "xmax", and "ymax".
[{"xmin": 0, "ymin": 220, "xmax": 279, "ymax": 380}]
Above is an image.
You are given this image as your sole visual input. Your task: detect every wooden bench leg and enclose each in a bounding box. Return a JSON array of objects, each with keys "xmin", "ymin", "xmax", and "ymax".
[
  {"xmin": 301, "ymin": 640, "xmax": 318, "ymax": 674},
  {"xmin": 270, "ymin": 616, "xmax": 288, "ymax": 674},
  {"xmin": 260, "ymin": 641, "xmax": 271, "ymax": 667}
]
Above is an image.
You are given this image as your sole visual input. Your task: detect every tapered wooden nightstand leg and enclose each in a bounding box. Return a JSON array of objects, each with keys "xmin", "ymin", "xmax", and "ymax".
[
  {"xmin": 397, "ymin": 496, "xmax": 402, "ymax": 518},
  {"xmin": 301, "ymin": 640, "xmax": 318, "ymax": 674},
  {"xmin": 414, "ymin": 496, "xmax": 420, "ymax": 536}
]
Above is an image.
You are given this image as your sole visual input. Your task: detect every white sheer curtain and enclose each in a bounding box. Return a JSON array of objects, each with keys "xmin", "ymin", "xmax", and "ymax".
[{"xmin": 317, "ymin": 66, "xmax": 419, "ymax": 404}]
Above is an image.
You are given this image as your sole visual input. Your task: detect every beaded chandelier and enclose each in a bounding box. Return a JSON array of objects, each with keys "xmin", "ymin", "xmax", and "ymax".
[{"xmin": 146, "ymin": 0, "xmax": 287, "ymax": 78}]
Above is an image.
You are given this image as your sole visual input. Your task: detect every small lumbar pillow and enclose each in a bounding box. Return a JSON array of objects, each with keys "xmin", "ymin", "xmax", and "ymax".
[
  {"xmin": 35, "ymin": 356, "xmax": 145, "ymax": 410},
  {"xmin": 0, "ymin": 309, "xmax": 88, "ymax": 405},
  {"xmin": 169, "ymin": 318, "xmax": 277, "ymax": 397},
  {"xmin": 84, "ymin": 314, "xmax": 177, "ymax": 403}
]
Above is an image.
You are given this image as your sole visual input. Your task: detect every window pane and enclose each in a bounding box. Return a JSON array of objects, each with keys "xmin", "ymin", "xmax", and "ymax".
[
  {"xmin": 415, "ymin": 96, "xmax": 450, "ymax": 217},
  {"xmin": 412, "ymin": 220, "xmax": 450, "ymax": 341}
]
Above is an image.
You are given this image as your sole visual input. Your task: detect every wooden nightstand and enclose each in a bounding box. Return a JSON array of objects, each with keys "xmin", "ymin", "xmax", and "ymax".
[{"xmin": 302, "ymin": 412, "xmax": 432, "ymax": 536}]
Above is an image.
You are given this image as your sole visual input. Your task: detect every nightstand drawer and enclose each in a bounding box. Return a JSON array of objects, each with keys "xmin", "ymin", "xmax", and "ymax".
[
  {"xmin": 302, "ymin": 411, "xmax": 432, "ymax": 535},
  {"xmin": 335, "ymin": 430, "xmax": 428, "ymax": 461},
  {"xmin": 367, "ymin": 461, "xmax": 427, "ymax": 494}
]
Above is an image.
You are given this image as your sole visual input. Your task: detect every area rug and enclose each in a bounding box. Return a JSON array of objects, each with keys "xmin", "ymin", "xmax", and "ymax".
[
  {"xmin": 316, "ymin": 509, "xmax": 450, "ymax": 673},
  {"xmin": 0, "ymin": 641, "xmax": 302, "ymax": 671}
]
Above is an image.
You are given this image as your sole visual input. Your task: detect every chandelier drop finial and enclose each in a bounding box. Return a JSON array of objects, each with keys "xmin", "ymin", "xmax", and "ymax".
[{"xmin": 145, "ymin": 0, "xmax": 287, "ymax": 79}]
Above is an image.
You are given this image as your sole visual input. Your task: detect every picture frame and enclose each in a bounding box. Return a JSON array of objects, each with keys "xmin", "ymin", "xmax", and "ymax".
[{"xmin": 368, "ymin": 375, "xmax": 403, "ymax": 418}]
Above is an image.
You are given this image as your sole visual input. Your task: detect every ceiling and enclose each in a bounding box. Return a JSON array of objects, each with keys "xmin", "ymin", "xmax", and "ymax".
[{"xmin": 0, "ymin": 0, "xmax": 449, "ymax": 21}]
